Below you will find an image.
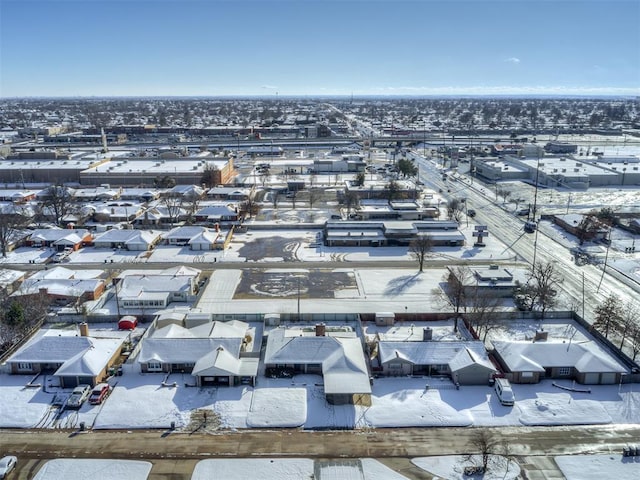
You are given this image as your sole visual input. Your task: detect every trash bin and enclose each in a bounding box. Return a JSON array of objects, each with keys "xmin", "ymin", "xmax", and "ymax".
[
  {"xmin": 79, "ymin": 422, "xmax": 85, "ymax": 431},
  {"xmin": 170, "ymin": 421, "xmax": 175, "ymax": 430}
]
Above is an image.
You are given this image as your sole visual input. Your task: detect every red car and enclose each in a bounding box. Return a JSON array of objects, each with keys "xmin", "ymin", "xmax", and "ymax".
[{"xmin": 88, "ymin": 383, "xmax": 110, "ymax": 405}]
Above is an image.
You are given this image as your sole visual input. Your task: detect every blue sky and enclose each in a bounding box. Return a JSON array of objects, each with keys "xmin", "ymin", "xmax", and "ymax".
[{"xmin": 1, "ymin": 0, "xmax": 638, "ymax": 97}]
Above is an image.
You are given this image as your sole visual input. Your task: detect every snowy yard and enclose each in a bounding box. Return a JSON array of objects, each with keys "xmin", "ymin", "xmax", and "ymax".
[
  {"xmin": 32, "ymin": 459, "xmax": 152, "ymax": 480},
  {"xmin": 1, "ymin": 371, "xmax": 637, "ymax": 431}
]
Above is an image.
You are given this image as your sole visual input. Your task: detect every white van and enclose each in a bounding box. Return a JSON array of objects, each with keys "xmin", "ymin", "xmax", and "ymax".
[{"xmin": 494, "ymin": 378, "xmax": 515, "ymax": 406}]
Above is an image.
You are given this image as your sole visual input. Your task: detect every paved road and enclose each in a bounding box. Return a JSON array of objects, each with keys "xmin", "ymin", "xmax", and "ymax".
[
  {"xmin": 414, "ymin": 154, "xmax": 640, "ymax": 322},
  {"xmin": 2, "ymin": 425, "xmax": 638, "ymax": 479}
]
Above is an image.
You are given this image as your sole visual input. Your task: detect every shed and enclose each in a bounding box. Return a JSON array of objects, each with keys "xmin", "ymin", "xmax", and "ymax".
[{"xmin": 118, "ymin": 315, "xmax": 138, "ymax": 330}]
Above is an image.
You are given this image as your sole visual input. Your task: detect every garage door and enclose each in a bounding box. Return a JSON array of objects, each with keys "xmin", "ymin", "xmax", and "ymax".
[
  {"xmin": 582, "ymin": 372, "xmax": 600, "ymax": 384},
  {"xmin": 599, "ymin": 372, "xmax": 617, "ymax": 385}
]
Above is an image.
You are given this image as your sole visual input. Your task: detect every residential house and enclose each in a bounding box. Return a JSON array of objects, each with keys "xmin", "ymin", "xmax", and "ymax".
[
  {"xmin": 194, "ymin": 204, "xmax": 239, "ymax": 224},
  {"xmin": 5, "ymin": 324, "xmax": 124, "ymax": 388},
  {"xmin": 26, "ymin": 228, "xmax": 91, "ymax": 251},
  {"xmin": 92, "ymin": 229, "xmax": 162, "ymax": 251},
  {"xmin": 116, "ymin": 266, "xmax": 201, "ymax": 310},
  {"xmin": 491, "ymin": 339, "xmax": 628, "ymax": 385},
  {"xmin": 15, "ymin": 266, "xmax": 105, "ymax": 305},
  {"xmin": 378, "ymin": 335, "xmax": 496, "ymax": 385},
  {"xmin": 135, "ymin": 319, "xmax": 258, "ymax": 386},
  {"xmin": 264, "ymin": 324, "xmax": 372, "ymax": 405}
]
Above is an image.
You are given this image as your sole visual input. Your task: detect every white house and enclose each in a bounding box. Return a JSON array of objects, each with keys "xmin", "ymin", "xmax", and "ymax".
[{"xmin": 264, "ymin": 325, "xmax": 371, "ymax": 405}]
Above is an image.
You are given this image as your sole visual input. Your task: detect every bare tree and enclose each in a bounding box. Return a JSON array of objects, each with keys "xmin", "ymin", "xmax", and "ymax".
[
  {"xmin": 344, "ymin": 191, "xmax": 360, "ymax": 216},
  {"xmin": 384, "ymin": 180, "xmax": 401, "ymax": 202},
  {"xmin": 161, "ymin": 193, "xmax": 184, "ymax": 227},
  {"xmin": 465, "ymin": 430, "xmax": 499, "ymax": 473},
  {"xmin": 468, "ymin": 289, "xmax": 503, "ymax": 342},
  {"xmin": 0, "ymin": 207, "xmax": 32, "ymax": 257},
  {"xmin": 200, "ymin": 163, "xmax": 220, "ymax": 189},
  {"xmin": 628, "ymin": 323, "xmax": 640, "ymax": 361},
  {"xmin": 443, "ymin": 266, "xmax": 473, "ymax": 331},
  {"xmin": 308, "ymin": 188, "xmax": 322, "ymax": 210},
  {"xmin": 618, "ymin": 300, "xmax": 639, "ymax": 349},
  {"xmin": 409, "ymin": 235, "xmax": 433, "ymax": 272},
  {"xmin": 447, "ymin": 198, "xmax": 464, "ymax": 222},
  {"xmin": 593, "ymin": 293, "xmax": 622, "ymax": 339},
  {"xmin": 497, "ymin": 187, "xmax": 511, "ymax": 204},
  {"xmin": 181, "ymin": 192, "xmax": 202, "ymax": 225},
  {"xmin": 523, "ymin": 261, "xmax": 564, "ymax": 319},
  {"xmin": 40, "ymin": 184, "xmax": 76, "ymax": 226}
]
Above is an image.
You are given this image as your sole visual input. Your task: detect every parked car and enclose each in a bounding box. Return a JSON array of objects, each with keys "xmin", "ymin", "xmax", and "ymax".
[
  {"xmin": 524, "ymin": 220, "xmax": 537, "ymax": 233},
  {"xmin": 494, "ymin": 378, "xmax": 515, "ymax": 406},
  {"xmin": 88, "ymin": 383, "xmax": 111, "ymax": 405},
  {"xmin": 66, "ymin": 384, "xmax": 91, "ymax": 409},
  {"xmin": 0, "ymin": 456, "xmax": 17, "ymax": 479}
]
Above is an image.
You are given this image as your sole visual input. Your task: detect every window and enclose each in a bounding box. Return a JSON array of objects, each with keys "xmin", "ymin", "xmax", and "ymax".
[
  {"xmin": 17, "ymin": 362, "xmax": 32, "ymax": 371},
  {"xmin": 147, "ymin": 361, "xmax": 162, "ymax": 372},
  {"xmin": 558, "ymin": 367, "xmax": 571, "ymax": 376}
]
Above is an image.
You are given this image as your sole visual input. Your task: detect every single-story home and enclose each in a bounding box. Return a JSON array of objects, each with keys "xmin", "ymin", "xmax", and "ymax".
[
  {"xmin": 135, "ymin": 319, "xmax": 258, "ymax": 386},
  {"xmin": 116, "ymin": 266, "xmax": 200, "ymax": 310},
  {"xmin": 491, "ymin": 340, "xmax": 628, "ymax": 385},
  {"xmin": 378, "ymin": 338, "xmax": 496, "ymax": 385},
  {"xmin": 5, "ymin": 325, "xmax": 124, "ymax": 388},
  {"xmin": 92, "ymin": 229, "xmax": 163, "ymax": 251},
  {"xmin": 26, "ymin": 229, "xmax": 91, "ymax": 251},
  {"xmin": 15, "ymin": 267, "xmax": 105, "ymax": 304},
  {"xmin": 264, "ymin": 325, "xmax": 372, "ymax": 405}
]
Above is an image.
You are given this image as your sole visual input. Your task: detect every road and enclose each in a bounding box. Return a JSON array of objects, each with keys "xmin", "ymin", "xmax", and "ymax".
[
  {"xmin": 413, "ymin": 153, "xmax": 640, "ymax": 321},
  {"xmin": 2, "ymin": 425, "xmax": 638, "ymax": 479}
]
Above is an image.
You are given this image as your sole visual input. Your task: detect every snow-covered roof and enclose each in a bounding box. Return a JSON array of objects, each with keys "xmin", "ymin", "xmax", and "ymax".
[
  {"xmin": 137, "ymin": 338, "xmax": 241, "ymax": 364},
  {"xmin": 190, "ymin": 344, "xmax": 258, "ymax": 378},
  {"xmin": 163, "ymin": 226, "xmax": 207, "ymax": 240},
  {"xmin": 378, "ymin": 340, "xmax": 493, "ymax": 373},
  {"xmin": 492, "ymin": 340, "xmax": 628, "ymax": 374},
  {"xmin": 264, "ymin": 328, "xmax": 371, "ymax": 395},
  {"xmin": 323, "ymin": 337, "xmax": 372, "ymax": 395},
  {"xmin": 28, "ymin": 229, "xmax": 89, "ymax": 243},
  {"xmin": 189, "ymin": 230, "xmax": 219, "ymax": 246},
  {"xmin": 93, "ymin": 229, "xmax": 161, "ymax": 246},
  {"xmin": 8, "ymin": 334, "xmax": 123, "ymax": 377}
]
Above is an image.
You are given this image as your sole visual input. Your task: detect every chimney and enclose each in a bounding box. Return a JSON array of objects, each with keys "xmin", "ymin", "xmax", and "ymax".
[
  {"xmin": 423, "ymin": 327, "xmax": 433, "ymax": 341},
  {"xmin": 534, "ymin": 330, "xmax": 548, "ymax": 342},
  {"xmin": 315, "ymin": 323, "xmax": 326, "ymax": 337},
  {"xmin": 79, "ymin": 322, "xmax": 90, "ymax": 337}
]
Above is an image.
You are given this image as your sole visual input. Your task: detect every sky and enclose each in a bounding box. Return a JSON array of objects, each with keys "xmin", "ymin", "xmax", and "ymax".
[{"xmin": 0, "ymin": 0, "xmax": 639, "ymax": 97}]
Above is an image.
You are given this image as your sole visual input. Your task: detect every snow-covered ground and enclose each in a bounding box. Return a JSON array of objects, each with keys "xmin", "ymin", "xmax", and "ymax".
[
  {"xmin": 32, "ymin": 459, "xmax": 152, "ymax": 480},
  {"xmin": 2, "ymin": 371, "xmax": 637, "ymax": 431},
  {"xmin": 192, "ymin": 458, "xmax": 411, "ymax": 480},
  {"xmin": 555, "ymin": 454, "xmax": 640, "ymax": 480},
  {"xmin": 413, "ymin": 454, "xmax": 521, "ymax": 480}
]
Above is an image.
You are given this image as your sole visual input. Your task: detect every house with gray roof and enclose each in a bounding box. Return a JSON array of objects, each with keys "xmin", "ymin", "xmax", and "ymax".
[
  {"xmin": 92, "ymin": 229, "xmax": 162, "ymax": 251},
  {"xmin": 491, "ymin": 340, "xmax": 628, "ymax": 385},
  {"xmin": 135, "ymin": 318, "xmax": 258, "ymax": 386},
  {"xmin": 264, "ymin": 324, "xmax": 371, "ymax": 405},
  {"xmin": 26, "ymin": 228, "xmax": 91, "ymax": 251},
  {"xmin": 5, "ymin": 325, "xmax": 124, "ymax": 388},
  {"xmin": 378, "ymin": 337, "xmax": 496, "ymax": 385}
]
